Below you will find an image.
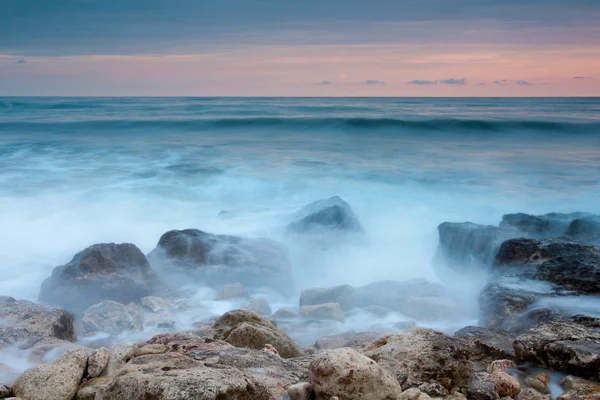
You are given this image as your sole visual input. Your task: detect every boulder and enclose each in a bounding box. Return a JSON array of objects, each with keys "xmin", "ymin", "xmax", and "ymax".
[
  {"xmin": 0, "ymin": 296, "xmax": 75, "ymax": 343},
  {"xmin": 399, "ymin": 296, "xmax": 462, "ymax": 321},
  {"xmin": 272, "ymin": 308, "xmax": 299, "ymax": 320},
  {"xmin": 455, "ymin": 326, "xmax": 516, "ymax": 362},
  {"xmin": 361, "ymin": 328, "xmax": 472, "ymax": 389},
  {"xmin": 147, "ymin": 229, "xmax": 294, "ymax": 293},
  {"xmin": 516, "ymin": 388, "xmax": 551, "ymax": 400},
  {"xmin": 88, "ymin": 347, "xmax": 110, "ymax": 378},
  {"xmin": 95, "ymin": 352, "xmax": 272, "ymax": 400},
  {"xmin": 12, "ymin": 348, "xmax": 88, "ymax": 400},
  {"xmin": 315, "ymin": 331, "xmax": 381, "ymax": 350},
  {"xmin": 500, "ymin": 212, "xmax": 587, "ymax": 238},
  {"xmin": 245, "ymin": 298, "xmax": 272, "ymax": 316},
  {"xmin": 81, "ymin": 301, "xmax": 143, "ymax": 335},
  {"xmin": 39, "ymin": 243, "xmax": 168, "ymax": 312},
  {"xmin": 300, "ymin": 284, "xmax": 356, "ymax": 311},
  {"xmin": 354, "ymin": 279, "xmax": 449, "ymax": 311},
  {"xmin": 215, "ymin": 282, "xmax": 247, "ymax": 300},
  {"xmin": 287, "ymin": 382, "xmax": 313, "ymax": 400},
  {"xmin": 101, "ymin": 342, "xmax": 138, "ymax": 377},
  {"xmin": 566, "ymin": 215, "xmax": 600, "ymax": 244},
  {"xmin": 513, "ymin": 320, "xmax": 600, "ymax": 379},
  {"xmin": 310, "ymin": 348, "xmax": 402, "ymax": 400},
  {"xmin": 287, "ymin": 196, "xmax": 363, "ymax": 233},
  {"xmin": 468, "ymin": 373, "xmax": 500, "ymax": 400},
  {"xmin": 212, "ymin": 309, "xmax": 301, "ymax": 358},
  {"xmin": 140, "ymin": 296, "xmax": 176, "ymax": 313},
  {"xmin": 478, "ymin": 281, "xmax": 541, "ymax": 331},
  {"xmin": 300, "ymin": 303, "xmax": 344, "ymax": 322},
  {"xmin": 557, "ymin": 375, "xmax": 600, "ymax": 400}
]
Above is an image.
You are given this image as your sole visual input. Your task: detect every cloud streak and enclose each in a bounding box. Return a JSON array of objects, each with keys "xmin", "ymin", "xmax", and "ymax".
[
  {"xmin": 406, "ymin": 80, "xmax": 437, "ymax": 85},
  {"xmin": 440, "ymin": 78, "xmax": 466, "ymax": 85},
  {"xmin": 363, "ymin": 80, "xmax": 385, "ymax": 85}
]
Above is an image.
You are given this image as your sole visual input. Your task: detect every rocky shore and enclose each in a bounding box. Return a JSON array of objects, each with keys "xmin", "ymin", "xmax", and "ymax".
[{"xmin": 0, "ymin": 198, "xmax": 598, "ymax": 400}]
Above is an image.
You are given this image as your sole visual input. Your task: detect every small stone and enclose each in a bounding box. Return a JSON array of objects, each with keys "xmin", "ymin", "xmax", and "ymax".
[
  {"xmin": 262, "ymin": 343, "xmax": 280, "ymax": 358},
  {"xmin": 88, "ymin": 347, "xmax": 109, "ymax": 378},
  {"xmin": 303, "ymin": 345, "xmax": 316, "ymax": 355},
  {"xmin": 245, "ymin": 298, "xmax": 272, "ymax": 316},
  {"xmin": 490, "ymin": 371, "xmax": 521, "ymax": 398},
  {"xmin": 419, "ymin": 381, "xmax": 449, "ymax": 396},
  {"xmin": 488, "ymin": 360, "xmax": 517, "ymax": 374},
  {"xmin": 300, "ymin": 303, "xmax": 344, "ymax": 322},
  {"xmin": 287, "ymin": 382, "xmax": 313, "ymax": 400},
  {"xmin": 525, "ymin": 377, "xmax": 549, "ymax": 394},
  {"xmin": 215, "ymin": 282, "xmax": 247, "ymax": 300}
]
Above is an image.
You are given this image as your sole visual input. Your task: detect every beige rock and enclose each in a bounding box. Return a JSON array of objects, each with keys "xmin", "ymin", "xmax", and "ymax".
[
  {"xmin": 101, "ymin": 342, "xmax": 138, "ymax": 377},
  {"xmin": 287, "ymin": 382, "xmax": 313, "ymax": 400},
  {"xmin": 310, "ymin": 348, "xmax": 403, "ymax": 400},
  {"xmin": 88, "ymin": 347, "xmax": 109, "ymax": 378},
  {"xmin": 315, "ymin": 331, "xmax": 381, "ymax": 351},
  {"xmin": 515, "ymin": 388, "xmax": 551, "ymax": 400},
  {"xmin": 75, "ymin": 376, "xmax": 112, "ymax": 400},
  {"xmin": 262, "ymin": 343, "xmax": 280, "ymax": 358},
  {"xmin": 487, "ymin": 360, "xmax": 517, "ymax": 374},
  {"xmin": 300, "ymin": 303, "xmax": 344, "ymax": 322},
  {"xmin": 81, "ymin": 301, "xmax": 143, "ymax": 335},
  {"xmin": 557, "ymin": 375, "xmax": 600, "ymax": 400},
  {"xmin": 489, "ymin": 371, "xmax": 520, "ymax": 397},
  {"xmin": 0, "ymin": 385, "xmax": 10, "ymax": 397},
  {"xmin": 524, "ymin": 373, "xmax": 550, "ymax": 395},
  {"xmin": 12, "ymin": 348, "xmax": 88, "ymax": 400},
  {"xmin": 215, "ymin": 282, "xmax": 247, "ymax": 300},
  {"xmin": 140, "ymin": 296, "xmax": 175, "ymax": 313},
  {"xmin": 398, "ymin": 388, "xmax": 431, "ymax": 400},
  {"xmin": 134, "ymin": 343, "xmax": 168, "ymax": 356}
]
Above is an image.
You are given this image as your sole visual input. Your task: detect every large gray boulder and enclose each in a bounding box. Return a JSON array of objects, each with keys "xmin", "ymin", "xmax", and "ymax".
[
  {"xmin": 0, "ymin": 296, "xmax": 75, "ymax": 345},
  {"xmin": 39, "ymin": 243, "xmax": 169, "ymax": 313},
  {"xmin": 82, "ymin": 301, "xmax": 143, "ymax": 335},
  {"xmin": 147, "ymin": 229, "xmax": 294, "ymax": 293},
  {"xmin": 454, "ymin": 326, "xmax": 516, "ymax": 362},
  {"xmin": 500, "ymin": 212, "xmax": 589, "ymax": 238},
  {"xmin": 287, "ymin": 196, "xmax": 363, "ymax": 234},
  {"xmin": 299, "ymin": 284, "xmax": 356, "ymax": 311},
  {"xmin": 354, "ymin": 279, "xmax": 450, "ymax": 312}
]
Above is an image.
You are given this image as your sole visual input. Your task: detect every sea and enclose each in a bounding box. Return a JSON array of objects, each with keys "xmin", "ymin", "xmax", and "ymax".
[{"xmin": 0, "ymin": 96, "xmax": 599, "ymax": 303}]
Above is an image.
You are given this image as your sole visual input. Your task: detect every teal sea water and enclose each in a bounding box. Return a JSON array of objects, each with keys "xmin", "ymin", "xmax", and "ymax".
[{"xmin": 1, "ymin": 97, "xmax": 599, "ymax": 299}]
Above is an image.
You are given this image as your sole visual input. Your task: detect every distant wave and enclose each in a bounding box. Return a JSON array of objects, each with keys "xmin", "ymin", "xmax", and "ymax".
[{"xmin": 1, "ymin": 117, "xmax": 599, "ymax": 134}]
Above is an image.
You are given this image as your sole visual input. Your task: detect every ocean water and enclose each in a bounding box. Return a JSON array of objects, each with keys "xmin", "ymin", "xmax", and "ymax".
[{"xmin": 0, "ymin": 97, "xmax": 599, "ymax": 304}]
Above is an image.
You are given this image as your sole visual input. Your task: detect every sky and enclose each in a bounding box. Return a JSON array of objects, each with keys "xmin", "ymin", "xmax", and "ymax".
[{"xmin": 0, "ymin": 0, "xmax": 599, "ymax": 96}]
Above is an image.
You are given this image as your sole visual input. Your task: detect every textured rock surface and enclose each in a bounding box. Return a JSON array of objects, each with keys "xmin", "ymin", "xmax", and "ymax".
[
  {"xmin": 489, "ymin": 371, "xmax": 521, "ymax": 397},
  {"xmin": 315, "ymin": 331, "xmax": 381, "ymax": 350},
  {"xmin": 300, "ymin": 303, "xmax": 345, "ymax": 322},
  {"xmin": 287, "ymin": 382, "xmax": 313, "ymax": 400},
  {"xmin": 354, "ymin": 279, "xmax": 449, "ymax": 311},
  {"xmin": 212, "ymin": 309, "xmax": 301, "ymax": 358},
  {"xmin": 299, "ymin": 284, "xmax": 356, "ymax": 311},
  {"xmin": 556, "ymin": 375, "xmax": 600, "ymax": 400},
  {"xmin": 245, "ymin": 298, "xmax": 272, "ymax": 316},
  {"xmin": 140, "ymin": 296, "xmax": 176, "ymax": 313},
  {"xmin": 287, "ymin": 196, "xmax": 363, "ymax": 233},
  {"xmin": 215, "ymin": 282, "xmax": 247, "ymax": 300},
  {"xmin": 147, "ymin": 229, "xmax": 294, "ymax": 293},
  {"xmin": 468, "ymin": 373, "xmax": 500, "ymax": 400},
  {"xmin": 82, "ymin": 301, "xmax": 143, "ymax": 335},
  {"xmin": 478, "ymin": 281, "xmax": 541, "ymax": 331},
  {"xmin": 88, "ymin": 347, "xmax": 110, "ymax": 378},
  {"xmin": 12, "ymin": 348, "xmax": 88, "ymax": 400},
  {"xmin": 455, "ymin": 326, "xmax": 516, "ymax": 362},
  {"xmin": 361, "ymin": 328, "xmax": 472, "ymax": 389},
  {"xmin": 39, "ymin": 243, "xmax": 168, "ymax": 312},
  {"xmin": 101, "ymin": 343, "xmax": 138, "ymax": 377},
  {"xmin": 272, "ymin": 308, "xmax": 299, "ymax": 320},
  {"xmin": 0, "ymin": 296, "xmax": 75, "ymax": 343},
  {"xmin": 310, "ymin": 348, "xmax": 402, "ymax": 400}
]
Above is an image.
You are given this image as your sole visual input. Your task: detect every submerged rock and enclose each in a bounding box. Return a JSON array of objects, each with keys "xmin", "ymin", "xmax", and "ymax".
[
  {"xmin": 147, "ymin": 229, "xmax": 294, "ymax": 293},
  {"xmin": 310, "ymin": 348, "xmax": 402, "ymax": 400},
  {"xmin": 354, "ymin": 279, "xmax": 449, "ymax": 311},
  {"xmin": 300, "ymin": 303, "xmax": 344, "ymax": 322},
  {"xmin": 140, "ymin": 296, "xmax": 176, "ymax": 313},
  {"xmin": 82, "ymin": 300, "xmax": 143, "ymax": 335},
  {"xmin": 272, "ymin": 308, "xmax": 299, "ymax": 320},
  {"xmin": 500, "ymin": 212, "xmax": 587, "ymax": 238},
  {"xmin": 287, "ymin": 196, "xmax": 363, "ymax": 234},
  {"xmin": 215, "ymin": 282, "xmax": 247, "ymax": 300},
  {"xmin": 0, "ymin": 296, "xmax": 75, "ymax": 344},
  {"xmin": 245, "ymin": 298, "xmax": 272, "ymax": 316},
  {"xmin": 299, "ymin": 284, "xmax": 356, "ymax": 312},
  {"xmin": 39, "ymin": 243, "xmax": 168, "ymax": 312},
  {"xmin": 314, "ymin": 331, "xmax": 381, "ymax": 351}
]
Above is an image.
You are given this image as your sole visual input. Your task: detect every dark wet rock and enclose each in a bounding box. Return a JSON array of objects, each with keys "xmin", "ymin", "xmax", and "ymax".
[
  {"xmin": 0, "ymin": 296, "xmax": 75, "ymax": 343},
  {"xmin": 516, "ymin": 388, "xmax": 551, "ymax": 400},
  {"xmin": 39, "ymin": 243, "xmax": 168, "ymax": 313},
  {"xmin": 361, "ymin": 328, "xmax": 472, "ymax": 389},
  {"xmin": 245, "ymin": 298, "xmax": 272, "ymax": 316},
  {"xmin": 566, "ymin": 215, "xmax": 600, "ymax": 244},
  {"xmin": 354, "ymin": 279, "xmax": 449, "ymax": 311},
  {"xmin": 310, "ymin": 348, "xmax": 402, "ymax": 400},
  {"xmin": 500, "ymin": 212, "xmax": 588, "ymax": 238},
  {"xmin": 455, "ymin": 326, "xmax": 516, "ymax": 363},
  {"xmin": 513, "ymin": 320, "xmax": 600, "ymax": 379},
  {"xmin": 418, "ymin": 381, "xmax": 449, "ymax": 397},
  {"xmin": 212, "ymin": 309, "xmax": 301, "ymax": 358},
  {"xmin": 467, "ymin": 373, "xmax": 500, "ymax": 400},
  {"xmin": 147, "ymin": 229, "xmax": 294, "ymax": 293},
  {"xmin": 478, "ymin": 281, "xmax": 540, "ymax": 331},
  {"xmin": 299, "ymin": 284, "xmax": 356, "ymax": 312},
  {"xmin": 314, "ymin": 331, "xmax": 381, "ymax": 351},
  {"xmin": 557, "ymin": 375, "xmax": 600, "ymax": 400},
  {"xmin": 82, "ymin": 301, "xmax": 143, "ymax": 335},
  {"xmin": 299, "ymin": 303, "xmax": 344, "ymax": 322},
  {"xmin": 287, "ymin": 196, "xmax": 363, "ymax": 234}
]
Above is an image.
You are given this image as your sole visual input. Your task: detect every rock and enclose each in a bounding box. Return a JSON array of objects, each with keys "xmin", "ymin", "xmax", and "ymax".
[
  {"xmin": 287, "ymin": 382, "xmax": 313, "ymax": 400},
  {"xmin": 418, "ymin": 381, "xmax": 448, "ymax": 396},
  {"xmin": 273, "ymin": 308, "xmax": 299, "ymax": 320},
  {"xmin": 468, "ymin": 373, "xmax": 500, "ymax": 400},
  {"xmin": 215, "ymin": 282, "xmax": 247, "ymax": 300},
  {"xmin": 147, "ymin": 332, "xmax": 233, "ymax": 354},
  {"xmin": 12, "ymin": 348, "xmax": 88, "ymax": 400},
  {"xmin": 478, "ymin": 281, "xmax": 540, "ymax": 331},
  {"xmin": 134, "ymin": 344, "xmax": 168, "ymax": 356},
  {"xmin": 354, "ymin": 279, "xmax": 449, "ymax": 311},
  {"xmin": 95, "ymin": 352, "xmax": 272, "ymax": 400},
  {"xmin": 287, "ymin": 196, "xmax": 363, "ymax": 234},
  {"xmin": 487, "ymin": 360, "xmax": 517, "ymax": 374},
  {"xmin": 25, "ymin": 337, "xmax": 88, "ymax": 365},
  {"xmin": 361, "ymin": 328, "xmax": 472, "ymax": 389},
  {"xmin": 76, "ymin": 376, "xmax": 112, "ymax": 400},
  {"xmin": 516, "ymin": 388, "xmax": 551, "ymax": 400},
  {"xmin": 394, "ymin": 320, "xmax": 417, "ymax": 330},
  {"xmin": 147, "ymin": 229, "xmax": 294, "ymax": 293},
  {"xmin": 399, "ymin": 388, "xmax": 430, "ymax": 400},
  {"xmin": 513, "ymin": 320, "xmax": 600, "ymax": 379},
  {"xmin": 39, "ymin": 243, "xmax": 168, "ymax": 312},
  {"xmin": 303, "ymin": 346, "xmax": 316, "ymax": 355},
  {"xmin": 212, "ymin": 309, "xmax": 301, "ymax": 358},
  {"xmin": 101, "ymin": 342, "xmax": 138, "ymax": 377},
  {"xmin": 489, "ymin": 371, "xmax": 520, "ymax": 397},
  {"xmin": 315, "ymin": 332, "xmax": 381, "ymax": 350},
  {"xmin": 0, "ymin": 385, "xmax": 9, "ymax": 397},
  {"xmin": 0, "ymin": 296, "xmax": 75, "ymax": 342},
  {"xmin": 299, "ymin": 284, "xmax": 356, "ymax": 312},
  {"xmin": 261, "ymin": 343, "xmax": 280, "ymax": 357},
  {"xmin": 556, "ymin": 375, "xmax": 600, "ymax": 400},
  {"xmin": 400, "ymin": 296, "xmax": 462, "ymax": 321},
  {"xmin": 245, "ymin": 298, "xmax": 272, "ymax": 316},
  {"xmin": 455, "ymin": 327, "xmax": 516, "ymax": 362},
  {"xmin": 500, "ymin": 212, "xmax": 584, "ymax": 238},
  {"xmin": 524, "ymin": 374, "xmax": 549, "ymax": 395},
  {"xmin": 140, "ymin": 296, "xmax": 175, "ymax": 312},
  {"xmin": 300, "ymin": 303, "xmax": 344, "ymax": 322},
  {"xmin": 81, "ymin": 301, "xmax": 143, "ymax": 335},
  {"xmin": 566, "ymin": 215, "xmax": 600, "ymax": 244},
  {"xmin": 88, "ymin": 347, "xmax": 109, "ymax": 378},
  {"xmin": 310, "ymin": 348, "xmax": 402, "ymax": 400},
  {"xmin": 362, "ymin": 305, "xmax": 393, "ymax": 318}
]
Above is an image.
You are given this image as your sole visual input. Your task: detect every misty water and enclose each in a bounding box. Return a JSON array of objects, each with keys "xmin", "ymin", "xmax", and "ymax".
[{"xmin": 1, "ymin": 97, "xmax": 600, "ymax": 385}]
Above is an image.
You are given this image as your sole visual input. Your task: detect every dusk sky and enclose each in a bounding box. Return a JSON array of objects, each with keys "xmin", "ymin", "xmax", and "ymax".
[{"xmin": 1, "ymin": 0, "xmax": 599, "ymax": 96}]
